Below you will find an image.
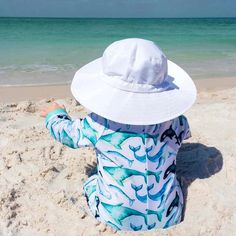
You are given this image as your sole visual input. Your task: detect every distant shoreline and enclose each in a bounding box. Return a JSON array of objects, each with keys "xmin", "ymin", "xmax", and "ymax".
[
  {"xmin": 0, "ymin": 17, "xmax": 236, "ymax": 19},
  {"xmin": 1, "ymin": 77, "xmax": 236, "ymax": 103}
]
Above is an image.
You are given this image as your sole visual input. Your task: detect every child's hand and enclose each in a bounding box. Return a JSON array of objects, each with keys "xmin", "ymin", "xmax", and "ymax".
[{"xmin": 40, "ymin": 102, "xmax": 66, "ymax": 117}]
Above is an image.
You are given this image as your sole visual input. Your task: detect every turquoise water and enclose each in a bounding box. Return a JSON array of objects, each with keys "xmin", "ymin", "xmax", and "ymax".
[{"xmin": 0, "ymin": 17, "xmax": 235, "ymax": 86}]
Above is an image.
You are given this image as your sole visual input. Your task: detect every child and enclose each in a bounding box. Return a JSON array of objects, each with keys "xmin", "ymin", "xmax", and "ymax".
[{"xmin": 40, "ymin": 38, "xmax": 196, "ymax": 231}]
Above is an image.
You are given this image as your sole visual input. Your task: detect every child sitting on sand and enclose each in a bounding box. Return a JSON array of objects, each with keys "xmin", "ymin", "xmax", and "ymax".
[{"xmin": 40, "ymin": 38, "xmax": 196, "ymax": 231}]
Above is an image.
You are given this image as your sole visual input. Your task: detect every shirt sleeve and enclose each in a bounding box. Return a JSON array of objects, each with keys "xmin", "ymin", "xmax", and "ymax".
[
  {"xmin": 45, "ymin": 108, "xmax": 100, "ymax": 149},
  {"xmin": 179, "ymin": 115, "xmax": 192, "ymax": 141}
]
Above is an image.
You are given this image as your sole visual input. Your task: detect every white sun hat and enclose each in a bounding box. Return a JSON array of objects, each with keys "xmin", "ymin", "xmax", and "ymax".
[{"xmin": 71, "ymin": 38, "xmax": 197, "ymax": 125}]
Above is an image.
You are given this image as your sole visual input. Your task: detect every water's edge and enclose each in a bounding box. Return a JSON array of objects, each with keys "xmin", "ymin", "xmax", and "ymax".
[{"xmin": 1, "ymin": 77, "xmax": 236, "ymax": 103}]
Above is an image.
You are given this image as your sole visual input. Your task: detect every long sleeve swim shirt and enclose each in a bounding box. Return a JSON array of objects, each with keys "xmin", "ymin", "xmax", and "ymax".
[{"xmin": 45, "ymin": 108, "xmax": 191, "ymax": 231}]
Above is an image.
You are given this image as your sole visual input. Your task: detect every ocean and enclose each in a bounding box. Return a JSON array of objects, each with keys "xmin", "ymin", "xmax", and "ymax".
[{"xmin": 0, "ymin": 17, "xmax": 235, "ymax": 86}]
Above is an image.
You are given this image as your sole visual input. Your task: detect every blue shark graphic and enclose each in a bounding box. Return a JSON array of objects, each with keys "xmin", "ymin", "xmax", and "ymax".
[
  {"xmin": 100, "ymin": 129, "xmax": 159, "ymax": 149},
  {"xmin": 163, "ymin": 207, "xmax": 179, "ymax": 229},
  {"xmin": 147, "ymin": 177, "xmax": 173, "ymax": 208},
  {"xmin": 155, "ymin": 155, "xmax": 166, "ymax": 170},
  {"xmin": 106, "ymin": 150, "xmax": 134, "ymax": 167},
  {"xmin": 147, "ymin": 183, "xmax": 155, "ymax": 191},
  {"xmin": 129, "ymin": 145, "xmax": 146, "ymax": 163},
  {"xmin": 131, "ymin": 183, "xmax": 148, "ymax": 203},
  {"xmin": 82, "ymin": 118, "xmax": 98, "ymax": 145},
  {"xmin": 160, "ymin": 125, "xmax": 184, "ymax": 145},
  {"xmin": 177, "ymin": 131, "xmax": 184, "ymax": 144},
  {"xmin": 153, "ymin": 124, "xmax": 159, "ymax": 133},
  {"xmin": 103, "ymin": 166, "xmax": 162, "ymax": 186},
  {"xmin": 106, "ymin": 221, "xmax": 121, "ymax": 230},
  {"xmin": 130, "ymin": 223, "xmax": 143, "ymax": 231},
  {"xmin": 164, "ymin": 160, "xmax": 176, "ymax": 179},
  {"xmin": 147, "ymin": 222, "xmax": 156, "ymax": 230},
  {"xmin": 83, "ymin": 175, "xmax": 96, "ymax": 187},
  {"xmin": 108, "ymin": 184, "xmax": 135, "ymax": 206},
  {"xmin": 59, "ymin": 129, "xmax": 75, "ymax": 148},
  {"xmin": 146, "ymin": 143, "xmax": 167, "ymax": 163},
  {"xmin": 163, "ymin": 201, "xmax": 183, "ymax": 229},
  {"xmin": 98, "ymin": 153, "xmax": 122, "ymax": 167},
  {"xmin": 83, "ymin": 176, "xmax": 97, "ymax": 198},
  {"xmin": 94, "ymin": 196, "xmax": 100, "ymax": 218},
  {"xmin": 146, "ymin": 208, "xmax": 165, "ymax": 222},
  {"xmin": 84, "ymin": 184, "xmax": 96, "ymax": 199},
  {"xmin": 167, "ymin": 151, "xmax": 176, "ymax": 159},
  {"xmin": 165, "ymin": 183, "xmax": 179, "ymax": 202},
  {"xmin": 48, "ymin": 123, "xmax": 57, "ymax": 140},
  {"xmin": 101, "ymin": 202, "xmax": 148, "ymax": 226},
  {"xmin": 179, "ymin": 115, "xmax": 185, "ymax": 126},
  {"xmin": 145, "ymin": 146, "xmax": 153, "ymax": 153},
  {"xmin": 166, "ymin": 192, "xmax": 179, "ymax": 217},
  {"xmin": 97, "ymin": 178, "xmax": 112, "ymax": 200}
]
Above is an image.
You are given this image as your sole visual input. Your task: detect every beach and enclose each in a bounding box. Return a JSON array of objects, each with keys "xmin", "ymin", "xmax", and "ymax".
[
  {"xmin": 0, "ymin": 77, "xmax": 236, "ymax": 236},
  {"xmin": 1, "ymin": 16, "xmax": 236, "ymax": 236}
]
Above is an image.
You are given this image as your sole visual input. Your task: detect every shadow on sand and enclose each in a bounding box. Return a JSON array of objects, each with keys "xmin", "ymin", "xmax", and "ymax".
[
  {"xmin": 176, "ymin": 142, "xmax": 223, "ymax": 221},
  {"xmin": 84, "ymin": 142, "xmax": 223, "ymax": 223}
]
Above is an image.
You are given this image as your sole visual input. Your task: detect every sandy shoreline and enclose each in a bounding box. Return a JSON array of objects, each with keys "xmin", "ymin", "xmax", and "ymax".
[
  {"xmin": 0, "ymin": 77, "xmax": 236, "ymax": 235},
  {"xmin": 0, "ymin": 77, "xmax": 236, "ymax": 103}
]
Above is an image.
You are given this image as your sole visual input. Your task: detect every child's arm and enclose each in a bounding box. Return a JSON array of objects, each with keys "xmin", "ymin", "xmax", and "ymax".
[{"xmin": 40, "ymin": 102, "xmax": 99, "ymax": 149}]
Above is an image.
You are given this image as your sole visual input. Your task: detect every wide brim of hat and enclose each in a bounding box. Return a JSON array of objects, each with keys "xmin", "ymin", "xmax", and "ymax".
[{"xmin": 71, "ymin": 57, "xmax": 197, "ymax": 125}]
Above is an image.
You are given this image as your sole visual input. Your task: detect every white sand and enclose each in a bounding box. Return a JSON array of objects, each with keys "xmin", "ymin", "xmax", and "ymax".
[{"xmin": 0, "ymin": 86, "xmax": 236, "ymax": 235}]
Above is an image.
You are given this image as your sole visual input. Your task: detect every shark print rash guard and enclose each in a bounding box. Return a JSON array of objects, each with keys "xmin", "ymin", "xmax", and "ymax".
[{"xmin": 45, "ymin": 108, "xmax": 191, "ymax": 231}]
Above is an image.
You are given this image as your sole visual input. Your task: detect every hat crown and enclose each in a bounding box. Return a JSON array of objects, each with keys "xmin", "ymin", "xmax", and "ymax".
[{"xmin": 102, "ymin": 38, "xmax": 168, "ymax": 91}]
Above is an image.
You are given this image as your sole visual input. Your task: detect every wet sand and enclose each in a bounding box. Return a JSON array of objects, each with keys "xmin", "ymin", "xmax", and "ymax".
[{"xmin": 1, "ymin": 77, "xmax": 236, "ymax": 103}]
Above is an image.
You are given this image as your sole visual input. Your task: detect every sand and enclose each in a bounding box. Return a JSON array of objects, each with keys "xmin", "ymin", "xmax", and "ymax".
[
  {"xmin": 1, "ymin": 77, "xmax": 236, "ymax": 103},
  {"xmin": 0, "ymin": 79, "xmax": 236, "ymax": 236}
]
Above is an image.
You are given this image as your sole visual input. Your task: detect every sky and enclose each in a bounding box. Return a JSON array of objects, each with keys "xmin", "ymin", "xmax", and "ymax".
[{"xmin": 0, "ymin": 0, "xmax": 235, "ymax": 18}]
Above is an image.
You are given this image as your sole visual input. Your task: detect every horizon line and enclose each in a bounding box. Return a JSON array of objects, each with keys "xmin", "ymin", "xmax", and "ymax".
[{"xmin": 0, "ymin": 16, "xmax": 236, "ymax": 19}]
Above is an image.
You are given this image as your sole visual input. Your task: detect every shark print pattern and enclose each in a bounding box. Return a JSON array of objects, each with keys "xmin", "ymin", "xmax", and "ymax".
[
  {"xmin": 100, "ymin": 130, "xmax": 159, "ymax": 149},
  {"xmin": 163, "ymin": 206, "xmax": 179, "ymax": 229},
  {"xmin": 131, "ymin": 183, "xmax": 149, "ymax": 203},
  {"xmin": 108, "ymin": 184, "xmax": 135, "ymax": 206},
  {"xmin": 106, "ymin": 150, "xmax": 134, "ymax": 167},
  {"xmin": 45, "ymin": 110, "xmax": 190, "ymax": 231},
  {"xmin": 166, "ymin": 192, "xmax": 180, "ymax": 217},
  {"xmin": 101, "ymin": 202, "xmax": 149, "ymax": 226},
  {"xmin": 130, "ymin": 223, "xmax": 143, "ymax": 231},
  {"xmin": 97, "ymin": 178, "xmax": 112, "ymax": 200},
  {"xmin": 103, "ymin": 165, "xmax": 162, "ymax": 186},
  {"xmin": 146, "ymin": 143, "xmax": 167, "ymax": 162},
  {"xmin": 146, "ymin": 208, "xmax": 165, "ymax": 222},
  {"xmin": 164, "ymin": 160, "xmax": 177, "ymax": 179},
  {"xmin": 147, "ymin": 176, "xmax": 174, "ymax": 207},
  {"xmin": 160, "ymin": 125, "xmax": 184, "ymax": 145},
  {"xmin": 129, "ymin": 145, "xmax": 147, "ymax": 163}
]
